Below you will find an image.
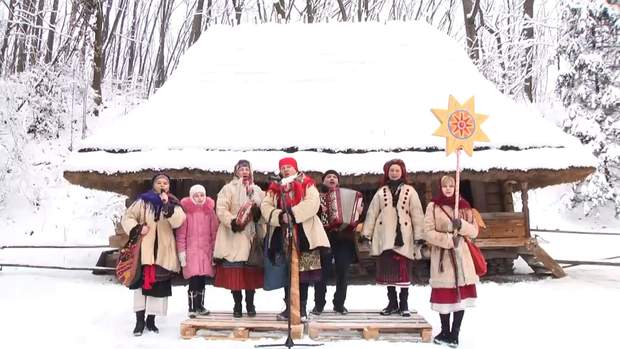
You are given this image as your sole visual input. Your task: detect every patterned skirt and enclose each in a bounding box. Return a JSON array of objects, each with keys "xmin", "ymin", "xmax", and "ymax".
[
  {"xmin": 376, "ymin": 250, "xmax": 412, "ymax": 286},
  {"xmin": 430, "ymin": 284, "xmax": 477, "ymax": 314},
  {"xmin": 299, "ymin": 249, "xmax": 322, "ymax": 284},
  {"xmin": 214, "ymin": 261, "xmax": 264, "ymax": 291}
]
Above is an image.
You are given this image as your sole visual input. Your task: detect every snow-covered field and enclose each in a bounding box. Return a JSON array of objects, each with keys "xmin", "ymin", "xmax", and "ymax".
[
  {"xmin": 1, "ymin": 178, "xmax": 618, "ymax": 349},
  {"xmin": 1, "ymin": 255, "xmax": 618, "ymax": 349}
]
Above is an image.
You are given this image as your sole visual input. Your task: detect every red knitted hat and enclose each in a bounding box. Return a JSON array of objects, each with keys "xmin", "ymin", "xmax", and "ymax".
[{"xmin": 278, "ymin": 157, "xmax": 298, "ymax": 171}]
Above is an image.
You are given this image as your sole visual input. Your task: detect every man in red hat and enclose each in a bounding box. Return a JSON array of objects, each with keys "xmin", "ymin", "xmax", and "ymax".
[{"xmin": 261, "ymin": 157, "xmax": 330, "ymax": 321}]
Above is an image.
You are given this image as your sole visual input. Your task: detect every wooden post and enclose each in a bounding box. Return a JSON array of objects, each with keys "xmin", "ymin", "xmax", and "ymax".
[
  {"xmin": 424, "ymin": 179, "xmax": 433, "ymax": 206},
  {"xmin": 502, "ymin": 181, "xmax": 515, "ymax": 212},
  {"xmin": 520, "ymin": 181, "xmax": 531, "ymax": 238},
  {"xmin": 290, "ymin": 233, "xmax": 301, "ymax": 326}
]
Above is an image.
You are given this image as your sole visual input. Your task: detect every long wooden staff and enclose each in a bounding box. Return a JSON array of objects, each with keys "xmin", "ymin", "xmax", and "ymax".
[
  {"xmin": 280, "ymin": 188, "xmax": 301, "ymax": 326},
  {"xmin": 452, "ymin": 147, "xmax": 465, "ymax": 302}
]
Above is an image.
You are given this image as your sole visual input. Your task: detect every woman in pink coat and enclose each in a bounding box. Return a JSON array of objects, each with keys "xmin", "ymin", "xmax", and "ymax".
[{"xmin": 176, "ymin": 184, "xmax": 219, "ymax": 318}]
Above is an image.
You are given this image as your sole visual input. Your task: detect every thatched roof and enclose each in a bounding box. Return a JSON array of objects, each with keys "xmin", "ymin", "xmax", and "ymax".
[{"xmin": 64, "ymin": 22, "xmax": 596, "ymax": 194}]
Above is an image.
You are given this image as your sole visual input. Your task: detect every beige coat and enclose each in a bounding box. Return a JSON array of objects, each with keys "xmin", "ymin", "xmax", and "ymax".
[
  {"xmin": 362, "ymin": 184, "xmax": 425, "ymax": 259},
  {"xmin": 121, "ymin": 199, "xmax": 186, "ymax": 273},
  {"xmin": 260, "ymin": 183, "xmax": 330, "ymax": 250},
  {"xmin": 213, "ymin": 178, "xmax": 266, "ymax": 262},
  {"xmin": 423, "ymin": 202, "xmax": 479, "ymax": 288}
]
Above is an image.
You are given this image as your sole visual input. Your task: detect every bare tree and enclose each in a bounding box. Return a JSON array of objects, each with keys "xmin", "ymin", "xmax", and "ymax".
[
  {"xmin": 231, "ymin": 0, "xmax": 244, "ymax": 24},
  {"xmin": 190, "ymin": 0, "xmax": 206, "ymax": 45},
  {"xmin": 154, "ymin": 0, "xmax": 174, "ymax": 89},
  {"xmin": 44, "ymin": 0, "xmax": 60, "ymax": 64},
  {"xmin": 0, "ymin": 0, "xmax": 17, "ymax": 74},
  {"xmin": 91, "ymin": 0, "xmax": 104, "ymax": 110},
  {"xmin": 461, "ymin": 0, "xmax": 480, "ymax": 61},
  {"xmin": 522, "ymin": 0, "xmax": 534, "ymax": 102}
]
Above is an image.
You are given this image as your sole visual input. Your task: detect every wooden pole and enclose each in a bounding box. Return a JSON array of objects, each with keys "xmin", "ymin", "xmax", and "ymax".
[
  {"xmin": 289, "ymin": 230, "xmax": 301, "ymax": 325},
  {"xmin": 521, "ymin": 181, "xmax": 531, "ymax": 238},
  {"xmin": 454, "ymin": 148, "xmax": 462, "ymax": 214}
]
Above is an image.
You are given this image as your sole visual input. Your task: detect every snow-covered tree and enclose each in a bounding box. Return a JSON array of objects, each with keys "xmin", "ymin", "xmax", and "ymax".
[{"xmin": 556, "ymin": 1, "xmax": 620, "ymax": 216}]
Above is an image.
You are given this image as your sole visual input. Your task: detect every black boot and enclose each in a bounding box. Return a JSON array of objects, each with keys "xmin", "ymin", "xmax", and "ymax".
[
  {"xmin": 380, "ymin": 286, "xmax": 398, "ymax": 315},
  {"xmin": 277, "ymin": 299, "xmax": 289, "ymax": 321},
  {"xmin": 448, "ymin": 311, "xmax": 464, "ymax": 347},
  {"xmin": 187, "ymin": 291, "xmax": 197, "ymax": 318},
  {"xmin": 133, "ymin": 310, "xmax": 145, "ymax": 336},
  {"xmin": 145, "ymin": 314, "xmax": 159, "ymax": 333},
  {"xmin": 433, "ymin": 313, "xmax": 451, "ymax": 345},
  {"xmin": 300, "ymin": 300, "xmax": 308, "ymax": 321},
  {"xmin": 277, "ymin": 290, "xmax": 290, "ymax": 321},
  {"xmin": 399, "ymin": 287, "xmax": 411, "ymax": 317},
  {"xmin": 196, "ymin": 289, "xmax": 210, "ymax": 316},
  {"xmin": 245, "ymin": 290, "xmax": 256, "ymax": 317},
  {"xmin": 232, "ymin": 291, "xmax": 243, "ymax": 318}
]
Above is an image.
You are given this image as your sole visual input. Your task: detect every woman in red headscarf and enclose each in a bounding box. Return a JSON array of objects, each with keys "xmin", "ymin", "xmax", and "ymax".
[
  {"xmin": 260, "ymin": 157, "xmax": 331, "ymax": 321},
  {"xmin": 361, "ymin": 159, "xmax": 425, "ymax": 317},
  {"xmin": 424, "ymin": 175, "xmax": 478, "ymax": 347}
]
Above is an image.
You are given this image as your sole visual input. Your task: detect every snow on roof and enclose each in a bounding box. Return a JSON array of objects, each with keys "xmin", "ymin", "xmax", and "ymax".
[
  {"xmin": 69, "ymin": 21, "xmax": 596, "ymax": 174},
  {"xmin": 65, "ymin": 147, "xmax": 596, "ymax": 176}
]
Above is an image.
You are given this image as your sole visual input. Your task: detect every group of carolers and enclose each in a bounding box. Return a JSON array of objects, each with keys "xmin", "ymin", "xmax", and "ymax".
[{"xmin": 121, "ymin": 157, "xmax": 480, "ymax": 348}]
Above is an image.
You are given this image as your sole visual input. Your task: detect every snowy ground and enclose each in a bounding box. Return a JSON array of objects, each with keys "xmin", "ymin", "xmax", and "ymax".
[
  {"xmin": 0, "ymin": 258, "xmax": 618, "ymax": 349},
  {"xmin": 1, "ymin": 182, "xmax": 619, "ymax": 349}
]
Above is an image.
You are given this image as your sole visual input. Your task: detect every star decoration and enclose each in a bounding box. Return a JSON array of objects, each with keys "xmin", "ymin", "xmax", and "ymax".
[{"xmin": 431, "ymin": 95, "xmax": 490, "ymax": 156}]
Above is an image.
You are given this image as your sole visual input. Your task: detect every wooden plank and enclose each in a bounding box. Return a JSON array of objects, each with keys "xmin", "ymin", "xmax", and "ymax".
[
  {"xmin": 309, "ymin": 319, "xmax": 431, "ymax": 330},
  {"xmin": 180, "ymin": 323, "xmax": 197, "ymax": 339},
  {"xmin": 471, "ymin": 181, "xmax": 487, "ymax": 212},
  {"xmin": 421, "ymin": 328, "xmax": 432, "ymax": 342},
  {"xmin": 475, "ymin": 237, "xmax": 530, "ymax": 248},
  {"xmin": 306, "ymin": 310, "xmax": 432, "ymax": 343},
  {"xmin": 524, "ymin": 239, "xmax": 566, "ymax": 278},
  {"xmin": 363, "ymin": 327, "xmax": 379, "ymax": 340}
]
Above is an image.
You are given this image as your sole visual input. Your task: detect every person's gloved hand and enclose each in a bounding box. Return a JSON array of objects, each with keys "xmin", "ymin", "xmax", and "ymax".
[
  {"xmin": 231, "ymin": 219, "xmax": 243, "ymax": 233},
  {"xmin": 451, "ymin": 218, "xmax": 462, "ymax": 232},
  {"xmin": 178, "ymin": 251, "xmax": 187, "ymax": 267}
]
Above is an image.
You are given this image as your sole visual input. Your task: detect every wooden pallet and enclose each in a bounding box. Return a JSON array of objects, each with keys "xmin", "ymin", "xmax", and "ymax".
[
  {"xmin": 307, "ymin": 310, "xmax": 432, "ymax": 342},
  {"xmin": 180, "ymin": 312, "xmax": 304, "ymax": 340}
]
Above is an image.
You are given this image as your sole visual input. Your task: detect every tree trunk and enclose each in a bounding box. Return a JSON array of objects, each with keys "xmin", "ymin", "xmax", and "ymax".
[
  {"xmin": 461, "ymin": 0, "xmax": 480, "ymax": 62},
  {"xmin": 32, "ymin": 0, "xmax": 45, "ymax": 64},
  {"xmin": 154, "ymin": 0, "xmax": 173, "ymax": 89},
  {"xmin": 0, "ymin": 0, "xmax": 16, "ymax": 74},
  {"xmin": 113, "ymin": 0, "xmax": 128, "ymax": 79},
  {"xmin": 336, "ymin": 0, "xmax": 347, "ymax": 21},
  {"xmin": 231, "ymin": 0, "xmax": 243, "ymax": 25},
  {"xmin": 16, "ymin": 0, "xmax": 36, "ymax": 73},
  {"xmin": 306, "ymin": 0, "xmax": 314, "ymax": 23},
  {"xmin": 126, "ymin": 0, "xmax": 140, "ymax": 79},
  {"xmin": 44, "ymin": 0, "xmax": 60, "ymax": 64},
  {"xmin": 522, "ymin": 0, "xmax": 534, "ymax": 102},
  {"xmin": 92, "ymin": 0, "xmax": 104, "ymax": 111},
  {"xmin": 204, "ymin": 0, "xmax": 213, "ymax": 29},
  {"xmin": 189, "ymin": 0, "xmax": 205, "ymax": 45}
]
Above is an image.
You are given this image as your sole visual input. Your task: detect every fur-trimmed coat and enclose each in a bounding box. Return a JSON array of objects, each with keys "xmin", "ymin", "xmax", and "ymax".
[
  {"xmin": 423, "ymin": 202, "xmax": 479, "ymax": 288},
  {"xmin": 361, "ymin": 184, "xmax": 425, "ymax": 259}
]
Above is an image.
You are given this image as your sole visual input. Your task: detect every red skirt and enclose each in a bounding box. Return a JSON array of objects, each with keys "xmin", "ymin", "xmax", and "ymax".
[
  {"xmin": 214, "ymin": 262, "xmax": 264, "ymax": 291},
  {"xmin": 376, "ymin": 250, "xmax": 412, "ymax": 286},
  {"xmin": 430, "ymin": 284, "xmax": 477, "ymax": 313}
]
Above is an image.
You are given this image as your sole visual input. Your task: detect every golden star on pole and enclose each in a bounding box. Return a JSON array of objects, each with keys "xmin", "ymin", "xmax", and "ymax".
[{"xmin": 431, "ymin": 95, "xmax": 490, "ymax": 156}]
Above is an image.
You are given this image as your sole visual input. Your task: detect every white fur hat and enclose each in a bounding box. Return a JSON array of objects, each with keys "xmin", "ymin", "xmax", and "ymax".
[{"xmin": 189, "ymin": 184, "xmax": 206, "ymax": 197}]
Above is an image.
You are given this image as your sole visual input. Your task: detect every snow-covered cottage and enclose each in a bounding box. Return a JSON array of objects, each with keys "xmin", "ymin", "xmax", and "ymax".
[{"xmin": 64, "ymin": 22, "xmax": 596, "ymax": 277}]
